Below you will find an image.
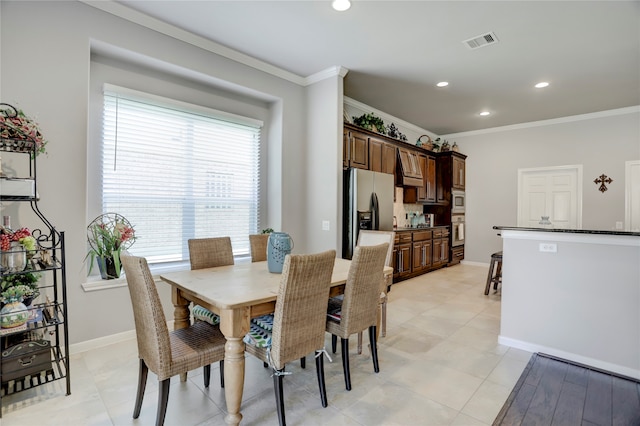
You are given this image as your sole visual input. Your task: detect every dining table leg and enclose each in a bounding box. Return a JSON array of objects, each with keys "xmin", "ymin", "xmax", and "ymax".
[
  {"xmin": 172, "ymin": 288, "xmax": 191, "ymax": 382},
  {"xmin": 219, "ymin": 307, "xmax": 250, "ymax": 426}
]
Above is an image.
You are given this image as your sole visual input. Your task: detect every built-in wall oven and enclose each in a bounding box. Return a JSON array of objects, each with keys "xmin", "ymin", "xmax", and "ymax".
[{"xmin": 452, "ymin": 214, "xmax": 465, "ymax": 246}]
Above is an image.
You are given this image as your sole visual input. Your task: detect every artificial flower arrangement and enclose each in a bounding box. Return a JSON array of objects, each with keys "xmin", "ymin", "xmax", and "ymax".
[
  {"xmin": 85, "ymin": 213, "xmax": 136, "ymax": 279},
  {"xmin": 0, "ymin": 103, "xmax": 48, "ymax": 156},
  {"xmin": 0, "ymin": 226, "xmax": 37, "ymax": 253}
]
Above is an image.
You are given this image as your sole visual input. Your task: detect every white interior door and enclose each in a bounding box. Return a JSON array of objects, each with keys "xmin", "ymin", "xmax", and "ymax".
[
  {"xmin": 625, "ymin": 160, "xmax": 640, "ymax": 231},
  {"xmin": 518, "ymin": 165, "xmax": 582, "ymax": 229}
]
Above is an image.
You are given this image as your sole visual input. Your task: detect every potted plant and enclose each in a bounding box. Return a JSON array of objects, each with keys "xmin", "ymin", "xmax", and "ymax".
[
  {"xmin": 85, "ymin": 213, "xmax": 136, "ymax": 279},
  {"xmin": 0, "ymin": 284, "xmax": 32, "ymax": 329},
  {"xmin": 352, "ymin": 113, "xmax": 387, "ymax": 135},
  {"xmin": 1, "ymin": 271, "xmax": 40, "ymax": 306}
]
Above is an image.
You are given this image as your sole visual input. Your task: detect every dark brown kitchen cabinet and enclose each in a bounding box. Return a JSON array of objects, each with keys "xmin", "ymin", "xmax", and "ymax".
[
  {"xmin": 369, "ymin": 136, "xmax": 396, "ymax": 175},
  {"xmin": 432, "ymin": 227, "xmax": 450, "ymax": 267},
  {"xmin": 404, "ymin": 154, "xmax": 436, "ymax": 203},
  {"xmin": 436, "ymin": 151, "xmax": 467, "ymax": 203},
  {"xmin": 343, "ymin": 128, "xmax": 368, "ymax": 170},
  {"xmin": 411, "ymin": 230, "xmax": 432, "ymax": 272},
  {"xmin": 397, "ymin": 147, "xmax": 423, "ymax": 187},
  {"xmin": 425, "ymin": 156, "xmax": 436, "ymax": 201},
  {"xmin": 452, "ymin": 155, "xmax": 465, "ymax": 190},
  {"xmin": 393, "ymin": 232, "xmax": 412, "ymax": 280},
  {"xmin": 450, "ymin": 246, "xmax": 464, "ymax": 265}
]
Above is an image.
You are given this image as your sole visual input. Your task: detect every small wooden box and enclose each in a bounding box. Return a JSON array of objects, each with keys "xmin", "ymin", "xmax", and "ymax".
[{"xmin": 1, "ymin": 339, "xmax": 52, "ymax": 383}]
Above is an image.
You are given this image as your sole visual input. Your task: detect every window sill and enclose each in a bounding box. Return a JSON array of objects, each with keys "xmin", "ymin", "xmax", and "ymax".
[{"xmin": 81, "ymin": 256, "xmax": 251, "ymax": 292}]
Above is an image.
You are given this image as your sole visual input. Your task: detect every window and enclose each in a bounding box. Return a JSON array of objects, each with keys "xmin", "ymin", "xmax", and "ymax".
[{"xmin": 102, "ymin": 85, "xmax": 262, "ymax": 264}]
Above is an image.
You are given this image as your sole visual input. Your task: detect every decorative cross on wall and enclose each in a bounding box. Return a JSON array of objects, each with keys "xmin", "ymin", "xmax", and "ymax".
[{"xmin": 594, "ymin": 174, "xmax": 613, "ymax": 192}]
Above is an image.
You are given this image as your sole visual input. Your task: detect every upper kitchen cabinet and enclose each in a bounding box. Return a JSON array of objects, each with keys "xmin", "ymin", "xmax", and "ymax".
[
  {"xmin": 343, "ymin": 127, "xmax": 369, "ymax": 170},
  {"xmin": 436, "ymin": 151, "xmax": 467, "ymax": 203},
  {"xmin": 403, "ymin": 153, "xmax": 436, "ymax": 203},
  {"xmin": 397, "ymin": 147, "xmax": 423, "ymax": 187},
  {"xmin": 452, "ymin": 155, "xmax": 465, "ymax": 190},
  {"xmin": 369, "ymin": 136, "xmax": 396, "ymax": 175}
]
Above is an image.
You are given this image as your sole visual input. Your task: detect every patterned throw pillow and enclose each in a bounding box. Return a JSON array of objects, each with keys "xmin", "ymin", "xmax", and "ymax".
[
  {"xmin": 192, "ymin": 305, "xmax": 220, "ymax": 326},
  {"xmin": 327, "ymin": 297, "xmax": 342, "ymax": 322},
  {"xmin": 243, "ymin": 314, "xmax": 275, "ymax": 348},
  {"xmin": 253, "ymin": 314, "xmax": 274, "ymax": 331}
]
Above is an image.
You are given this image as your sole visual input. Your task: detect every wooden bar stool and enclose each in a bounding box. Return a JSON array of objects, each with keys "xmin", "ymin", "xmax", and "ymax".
[{"xmin": 484, "ymin": 251, "xmax": 503, "ymax": 295}]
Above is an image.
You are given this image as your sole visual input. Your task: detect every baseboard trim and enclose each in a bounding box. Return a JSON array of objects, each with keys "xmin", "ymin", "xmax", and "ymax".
[
  {"xmin": 498, "ymin": 335, "xmax": 640, "ymax": 380},
  {"xmin": 70, "ymin": 320, "xmax": 175, "ymax": 355}
]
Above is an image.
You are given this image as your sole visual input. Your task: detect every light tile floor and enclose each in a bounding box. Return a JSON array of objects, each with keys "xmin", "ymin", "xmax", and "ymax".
[{"xmin": 1, "ymin": 263, "xmax": 531, "ymax": 425}]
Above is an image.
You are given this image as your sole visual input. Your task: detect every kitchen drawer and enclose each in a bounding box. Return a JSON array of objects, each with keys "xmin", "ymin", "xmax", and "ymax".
[
  {"xmin": 412, "ymin": 230, "xmax": 432, "ymax": 242},
  {"xmin": 433, "ymin": 227, "xmax": 450, "ymax": 238},
  {"xmin": 451, "ymin": 246, "xmax": 464, "ymax": 264},
  {"xmin": 396, "ymin": 232, "xmax": 412, "ymax": 244}
]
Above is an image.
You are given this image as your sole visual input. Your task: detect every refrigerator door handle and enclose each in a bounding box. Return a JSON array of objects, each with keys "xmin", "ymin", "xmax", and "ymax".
[{"xmin": 371, "ymin": 192, "xmax": 380, "ymax": 230}]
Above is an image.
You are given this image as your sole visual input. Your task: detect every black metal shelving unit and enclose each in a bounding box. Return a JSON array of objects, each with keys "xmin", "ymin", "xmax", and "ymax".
[{"xmin": 0, "ymin": 134, "xmax": 70, "ymax": 416}]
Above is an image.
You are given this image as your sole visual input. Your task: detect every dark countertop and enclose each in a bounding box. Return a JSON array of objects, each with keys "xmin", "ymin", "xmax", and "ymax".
[
  {"xmin": 394, "ymin": 225, "xmax": 450, "ymax": 232},
  {"xmin": 493, "ymin": 226, "xmax": 640, "ymax": 237}
]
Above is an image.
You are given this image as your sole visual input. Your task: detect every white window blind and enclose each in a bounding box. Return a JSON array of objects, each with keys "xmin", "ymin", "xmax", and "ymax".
[{"xmin": 102, "ymin": 85, "xmax": 261, "ymax": 264}]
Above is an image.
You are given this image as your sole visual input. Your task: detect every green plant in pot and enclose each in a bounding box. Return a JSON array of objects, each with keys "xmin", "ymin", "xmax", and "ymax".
[
  {"xmin": 0, "ymin": 284, "xmax": 33, "ymax": 329},
  {"xmin": 1, "ymin": 271, "xmax": 40, "ymax": 306},
  {"xmin": 352, "ymin": 113, "xmax": 386, "ymax": 135},
  {"xmin": 85, "ymin": 213, "xmax": 136, "ymax": 280}
]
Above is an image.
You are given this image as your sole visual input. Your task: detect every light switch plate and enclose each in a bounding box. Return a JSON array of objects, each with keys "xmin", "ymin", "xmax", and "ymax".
[{"xmin": 322, "ymin": 220, "xmax": 330, "ymax": 231}]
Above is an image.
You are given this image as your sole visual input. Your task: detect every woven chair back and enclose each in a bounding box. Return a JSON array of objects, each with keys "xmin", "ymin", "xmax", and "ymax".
[
  {"xmin": 340, "ymin": 243, "xmax": 388, "ymax": 335},
  {"xmin": 357, "ymin": 230, "xmax": 395, "ymax": 267},
  {"xmin": 188, "ymin": 237, "xmax": 234, "ymax": 270},
  {"xmin": 249, "ymin": 234, "xmax": 269, "ymax": 262},
  {"xmin": 270, "ymin": 250, "xmax": 336, "ymax": 370},
  {"xmin": 121, "ymin": 254, "xmax": 172, "ymax": 377}
]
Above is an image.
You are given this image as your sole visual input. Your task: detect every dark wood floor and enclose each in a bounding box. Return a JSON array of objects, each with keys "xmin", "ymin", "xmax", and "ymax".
[{"xmin": 494, "ymin": 353, "xmax": 640, "ymax": 426}]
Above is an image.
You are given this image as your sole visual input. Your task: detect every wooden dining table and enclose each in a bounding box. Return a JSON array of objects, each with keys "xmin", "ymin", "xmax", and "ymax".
[{"xmin": 160, "ymin": 258, "xmax": 392, "ymax": 425}]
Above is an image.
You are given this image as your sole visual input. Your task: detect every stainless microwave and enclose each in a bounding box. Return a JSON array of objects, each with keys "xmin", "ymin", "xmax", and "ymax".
[{"xmin": 452, "ymin": 190, "xmax": 465, "ymax": 213}]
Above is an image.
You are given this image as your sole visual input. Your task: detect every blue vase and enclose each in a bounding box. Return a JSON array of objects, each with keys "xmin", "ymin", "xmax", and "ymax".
[
  {"xmin": 267, "ymin": 232, "xmax": 293, "ymax": 273},
  {"xmin": 97, "ymin": 256, "xmax": 121, "ymax": 279}
]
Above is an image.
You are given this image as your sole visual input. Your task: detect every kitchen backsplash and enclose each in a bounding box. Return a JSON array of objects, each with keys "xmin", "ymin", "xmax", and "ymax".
[{"xmin": 393, "ymin": 187, "xmax": 423, "ymax": 228}]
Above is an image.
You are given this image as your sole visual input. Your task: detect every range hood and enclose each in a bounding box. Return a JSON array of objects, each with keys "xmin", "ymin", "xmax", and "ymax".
[{"xmin": 397, "ymin": 148, "xmax": 423, "ymax": 187}]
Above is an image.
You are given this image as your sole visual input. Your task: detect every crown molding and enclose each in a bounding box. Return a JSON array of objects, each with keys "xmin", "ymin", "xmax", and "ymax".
[
  {"xmin": 80, "ymin": 0, "xmax": 308, "ymax": 86},
  {"xmin": 344, "ymin": 96, "xmax": 437, "ymax": 138},
  {"xmin": 442, "ymin": 105, "xmax": 640, "ymax": 138},
  {"xmin": 305, "ymin": 66, "xmax": 349, "ymax": 85}
]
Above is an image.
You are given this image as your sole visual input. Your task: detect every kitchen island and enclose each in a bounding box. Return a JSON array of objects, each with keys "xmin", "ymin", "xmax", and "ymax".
[{"xmin": 494, "ymin": 226, "xmax": 640, "ymax": 379}]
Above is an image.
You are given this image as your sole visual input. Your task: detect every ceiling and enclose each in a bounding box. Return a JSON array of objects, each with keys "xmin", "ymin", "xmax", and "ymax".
[{"xmin": 113, "ymin": 0, "xmax": 640, "ymax": 135}]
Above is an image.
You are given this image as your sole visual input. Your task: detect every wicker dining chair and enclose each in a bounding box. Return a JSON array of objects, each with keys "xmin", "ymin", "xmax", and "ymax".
[
  {"xmin": 121, "ymin": 254, "xmax": 226, "ymax": 426},
  {"xmin": 327, "ymin": 243, "xmax": 388, "ymax": 391},
  {"xmin": 355, "ymin": 230, "xmax": 395, "ymax": 354},
  {"xmin": 244, "ymin": 250, "xmax": 336, "ymax": 426},
  {"xmin": 188, "ymin": 236, "xmax": 234, "ymax": 386},
  {"xmin": 249, "ymin": 233, "xmax": 269, "ymax": 262}
]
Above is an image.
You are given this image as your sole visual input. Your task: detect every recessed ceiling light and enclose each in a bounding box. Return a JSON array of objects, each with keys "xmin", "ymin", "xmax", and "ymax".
[
  {"xmin": 436, "ymin": 81, "xmax": 449, "ymax": 87},
  {"xmin": 332, "ymin": 0, "xmax": 351, "ymax": 11},
  {"xmin": 479, "ymin": 111, "xmax": 491, "ymax": 116},
  {"xmin": 535, "ymin": 82, "xmax": 549, "ymax": 88}
]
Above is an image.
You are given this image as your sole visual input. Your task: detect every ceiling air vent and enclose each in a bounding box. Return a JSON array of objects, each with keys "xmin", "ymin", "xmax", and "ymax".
[{"xmin": 463, "ymin": 32, "xmax": 499, "ymax": 50}]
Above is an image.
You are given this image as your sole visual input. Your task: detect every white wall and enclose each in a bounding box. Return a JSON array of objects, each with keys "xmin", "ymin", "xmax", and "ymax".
[
  {"xmin": 500, "ymin": 230, "xmax": 640, "ymax": 379},
  {"xmin": 0, "ymin": 1, "xmax": 341, "ymax": 344},
  {"xmin": 305, "ymin": 73, "xmax": 344, "ymax": 254},
  {"xmin": 447, "ymin": 109, "xmax": 640, "ymax": 263}
]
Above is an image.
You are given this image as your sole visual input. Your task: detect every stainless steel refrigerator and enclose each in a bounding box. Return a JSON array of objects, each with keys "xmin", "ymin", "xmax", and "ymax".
[{"xmin": 343, "ymin": 168, "xmax": 395, "ymax": 259}]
